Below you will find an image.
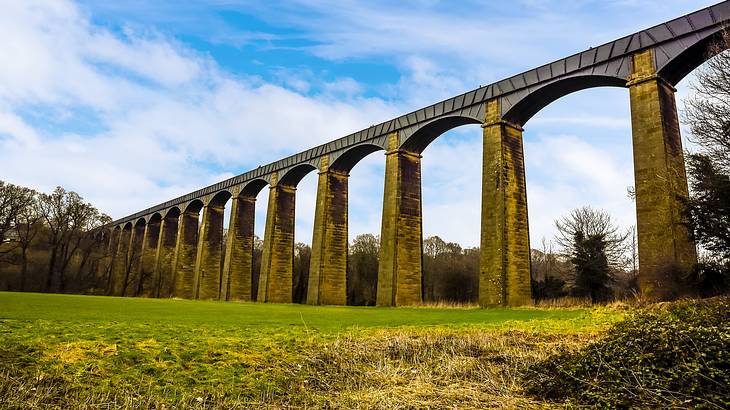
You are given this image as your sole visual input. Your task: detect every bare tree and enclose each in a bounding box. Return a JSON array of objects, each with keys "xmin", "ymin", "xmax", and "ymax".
[
  {"xmin": 348, "ymin": 234, "xmax": 379, "ymax": 306},
  {"xmin": 684, "ymin": 29, "xmax": 730, "ymax": 173},
  {"xmin": 39, "ymin": 187, "xmax": 105, "ymax": 292},
  {"xmin": 11, "ymin": 191, "xmax": 43, "ymax": 291},
  {"xmin": 555, "ymin": 206, "xmax": 629, "ymax": 270},
  {"xmin": 555, "ymin": 206, "xmax": 629, "ymax": 302},
  {"xmin": 0, "ymin": 181, "xmax": 37, "ymax": 256}
]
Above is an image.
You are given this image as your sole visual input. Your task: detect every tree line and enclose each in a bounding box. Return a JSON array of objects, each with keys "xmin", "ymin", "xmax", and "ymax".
[{"xmin": 0, "ymin": 184, "xmax": 110, "ymax": 293}]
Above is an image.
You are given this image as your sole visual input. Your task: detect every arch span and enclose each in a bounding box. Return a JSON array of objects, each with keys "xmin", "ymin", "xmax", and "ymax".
[
  {"xmin": 659, "ymin": 28, "xmax": 729, "ymax": 85},
  {"xmin": 279, "ymin": 164, "xmax": 317, "ymax": 187},
  {"xmin": 149, "ymin": 213, "xmax": 162, "ymax": 225},
  {"xmin": 504, "ymin": 75, "xmax": 627, "ymax": 126},
  {"xmin": 208, "ymin": 190, "xmax": 232, "ymax": 207},
  {"xmin": 330, "ymin": 143, "xmax": 384, "ymax": 173},
  {"xmin": 164, "ymin": 207, "xmax": 181, "ymax": 219},
  {"xmin": 400, "ymin": 115, "xmax": 482, "ymax": 153},
  {"xmin": 183, "ymin": 199, "xmax": 204, "ymax": 214},
  {"xmin": 241, "ymin": 179, "xmax": 268, "ymax": 198}
]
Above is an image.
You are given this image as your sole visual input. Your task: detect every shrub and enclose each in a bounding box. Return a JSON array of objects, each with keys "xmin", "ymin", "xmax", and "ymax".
[{"xmin": 522, "ymin": 297, "xmax": 730, "ymax": 408}]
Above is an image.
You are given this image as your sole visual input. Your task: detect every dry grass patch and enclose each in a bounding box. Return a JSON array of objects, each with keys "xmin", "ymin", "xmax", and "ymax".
[{"xmin": 299, "ymin": 329, "xmax": 593, "ymax": 408}]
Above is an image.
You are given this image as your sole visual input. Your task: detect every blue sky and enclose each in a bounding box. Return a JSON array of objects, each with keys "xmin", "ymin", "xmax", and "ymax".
[{"xmin": 0, "ymin": 0, "xmax": 718, "ymax": 248}]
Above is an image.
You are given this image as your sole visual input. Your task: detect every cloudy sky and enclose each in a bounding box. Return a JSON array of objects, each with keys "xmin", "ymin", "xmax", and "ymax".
[{"xmin": 0, "ymin": 0, "xmax": 717, "ymax": 248}]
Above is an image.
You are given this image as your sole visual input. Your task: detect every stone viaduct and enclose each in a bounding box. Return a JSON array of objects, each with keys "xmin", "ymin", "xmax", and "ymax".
[{"xmin": 99, "ymin": 2, "xmax": 729, "ymax": 306}]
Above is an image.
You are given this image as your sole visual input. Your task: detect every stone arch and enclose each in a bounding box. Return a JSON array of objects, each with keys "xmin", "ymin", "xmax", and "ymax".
[
  {"xmin": 329, "ymin": 143, "xmax": 385, "ymax": 173},
  {"xmin": 658, "ymin": 27, "xmax": 729, "ymax": 85},
  {"xmin": 184, "ymin": 199, "xmax": 204, "ymax": 214},
  {"xmin": 164, "ymin": 206, "xmax": 181, "ymax": 219},
  {"xmin": 241, "ymin": 178, "xmax": 269, "ymax": 198},
  {"xmin": 503, "ymin": 75, "xmax": 627, "ymax": 126},
  {"xmin": 156, "ymin": 207, "xmax": 180, "ymax": 298},
  {"xmin": 279, "ymin": 163, "xmax": 318, "ymax": 187},
  {"xmin": 400, "ymin": 114, "xmax": 483, "ymax": 154},
  {"xmin": 222, "ymin": 178, "xmax": 268, "ymax": 302},
  {"xmin": 149, "ymin": 213, "xmax": 162, "ymax": 225},
  {"xmin": 208, "ymin": 190, "xmax": 233, "ymax": 208},
  {"xmin": 174, "ymin": 199, "xmax": 205, "ymax": 299}
]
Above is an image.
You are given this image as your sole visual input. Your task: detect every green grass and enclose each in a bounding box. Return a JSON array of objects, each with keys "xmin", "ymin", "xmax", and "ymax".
[{"xmin": 0, "ymin": 292, "xmax": 626, "ymax": 409}]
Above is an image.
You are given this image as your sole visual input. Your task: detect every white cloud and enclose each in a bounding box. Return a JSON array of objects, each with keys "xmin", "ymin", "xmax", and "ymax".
[{"xmin": 0, "ymin": 0, "xmax": 400, "ymax": 222}]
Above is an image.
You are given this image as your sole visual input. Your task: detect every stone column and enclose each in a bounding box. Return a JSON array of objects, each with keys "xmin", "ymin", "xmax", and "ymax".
[
  {"xmin": 123, "ymin": 223, "xmax": 145, "ymax": 296},
  {"xmin": 193, "ymin": 203, "xmax": 225, "ymax": 300},
  {"xmin": 628, "ymin": 48, "xmax": 697, "ymax": 299},
  {"xmin": 221, "ymin": 195, "xmax": 257, "ymax": 301},
  {"xmin": 308, "ymin": 156, "xmax": 349, "ymax": 305},
  {"xmin": 480, "ymin": 99, "xmax": 532, "ymax": 307},
  {"xmin": 377, "ymin": 132, "xmax": 423, "ymax": 307},
  {"xmin": 258, "ymin": 172, "xmax": 295, "ymax": 303},
  {"xmin": 106, "ymin": 228, "xmax": 123, "ymax": 295},
  {"xmin": 153, "ymin": 213, "xmax": 179, "ymax": 298},
  {"xmin": 137, "ymin": 220, "xmax": 160, "ymax": 297},
  {"xmin": 172, "ymin": 209, "xmax": 200, "ymax": 299}
]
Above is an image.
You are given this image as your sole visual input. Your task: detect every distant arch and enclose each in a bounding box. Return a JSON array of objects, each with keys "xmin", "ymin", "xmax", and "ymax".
[
  {"xmin": 149, "ymin": 213, "xmax": 162, "ymax": 224},
  {"xmin": 164, "ymin": 207, "xmax": 181, "ymax": 219},
  {"xmin": 503, "ymin": 75, "xmax": 627, "ymax": 126},
  {"xmin": 279, "ymin": 164, "xmax": 318, "ymax": 187},
  {"xmin": 209, "ymin": 190, "xmax": 232, "ymax": 207},
  {"xmin": 400, "ymin": 115, "xmax": 482, "ymax": 153},
  {"xmin": 241, "ymin": 179, "xmax": 269, "ymax": 198},
  {"xmin": 330, "ymin": 143, "xmax": 385, "ymax": 173},
  {"xmin": 184, "ymin": 199, "xmax": 204, "ymax": 214}
]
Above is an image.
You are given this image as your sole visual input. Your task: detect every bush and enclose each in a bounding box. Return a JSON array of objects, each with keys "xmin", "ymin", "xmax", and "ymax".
[{"xmin": 522, "ymin": 297, "xmax": 730, "ymax": 408}]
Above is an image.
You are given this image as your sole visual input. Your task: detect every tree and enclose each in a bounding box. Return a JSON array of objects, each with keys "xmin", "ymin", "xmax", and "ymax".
[
  {"xmin": 251, "ymin": 235, "xmax": 263, "ymax": 300},
  {"xmin": 422, "ymin": 236, "xmax": 478, "ymax": 303},
  {"xmin": 11, "ymin": 191, "xmax": 43, "ymax": 292},
  {"xmin": 0, "ymin": 181, "xmax": 37, "ymax": 257},
  {"xmin": 292, "ymin": 242, "xmax": 311, "ymax": 303},
  {"xmin": 685, "ymin": 154, "xmax": 730, "ymax": 262},
  {"xmin": 531, "ymin": 238, "xmax": 570, "ymax": 301},
  {"xmin": 684, "ymin": 29, "xmax": 730, "ymax": 174},
  {"xmin": 39, "ymin": 187, "xmax": 106, "ymax": 292},
  {"xmin": 682, "ymin": 29, "xmax": 730, "ymax": 295},
  {"xmin": 348, "ymin": 234, "xmax": 379, "ymax": 306},
  {"xmin": 555, "ymin": 206, "xmax": 628, "ymax": 303}
]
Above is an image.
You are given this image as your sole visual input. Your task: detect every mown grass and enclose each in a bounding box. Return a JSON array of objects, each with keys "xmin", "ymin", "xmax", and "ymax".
[{"xmin": 0, "ymin": 292, "xmax": 626, "ymax": 408}]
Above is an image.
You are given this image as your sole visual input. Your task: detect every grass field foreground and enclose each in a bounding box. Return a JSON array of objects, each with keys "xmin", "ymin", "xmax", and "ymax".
[{"xmin": 0, "ymin": 292, "xmax": 626, "ymax": 408}]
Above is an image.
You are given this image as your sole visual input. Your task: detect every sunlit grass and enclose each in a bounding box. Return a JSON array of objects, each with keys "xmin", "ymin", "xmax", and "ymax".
[{"xmin": 0, "ymin": 292, "xmax": 626, "ymax": 408}]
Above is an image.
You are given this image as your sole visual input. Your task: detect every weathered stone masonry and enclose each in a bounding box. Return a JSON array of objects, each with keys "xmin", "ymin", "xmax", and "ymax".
[
  {"xmin": 153, "ymin": 211, "xmax": 178, "ymax": 298},
  {"xmin": 377, "ymin": 132, "xmax": 423, "ymax": 307},
  {"xmin": 480, "ymin": 99, "xmax": 532, "ymax": 307},
  {"xmin": 308, "ymin": 156, "xmax": 349, "ymax": 305},
  {"xmin": 173, "ymin": 208, "xmax": 200, "ymax": 299},
  {"xmin": 221, "ymin": 193, "xmax": 257, "ymax": 301},
  {"xmin": 258, "ymin": 173, "xmax": 296, "ymax": 303},
  {"xmin": 628, "ymin": 48, "xmax": 698, "ymax": 299}
]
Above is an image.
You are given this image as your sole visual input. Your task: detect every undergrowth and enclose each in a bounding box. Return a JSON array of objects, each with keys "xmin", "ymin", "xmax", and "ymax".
[{"xmin": 523, "ymin": 297, "xmax": 730, "ymax": 409}]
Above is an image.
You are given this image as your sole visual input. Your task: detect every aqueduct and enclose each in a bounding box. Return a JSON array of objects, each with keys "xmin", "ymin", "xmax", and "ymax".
[{"xmin": 100, "ymin": 2, "xmax": 729, "ymax": 306}]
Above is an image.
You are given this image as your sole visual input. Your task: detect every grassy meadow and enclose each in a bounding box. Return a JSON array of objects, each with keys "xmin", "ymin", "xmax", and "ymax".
[{"xmin": 0, "ymin": 292, "xmax": 626, "ymax": 408}]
